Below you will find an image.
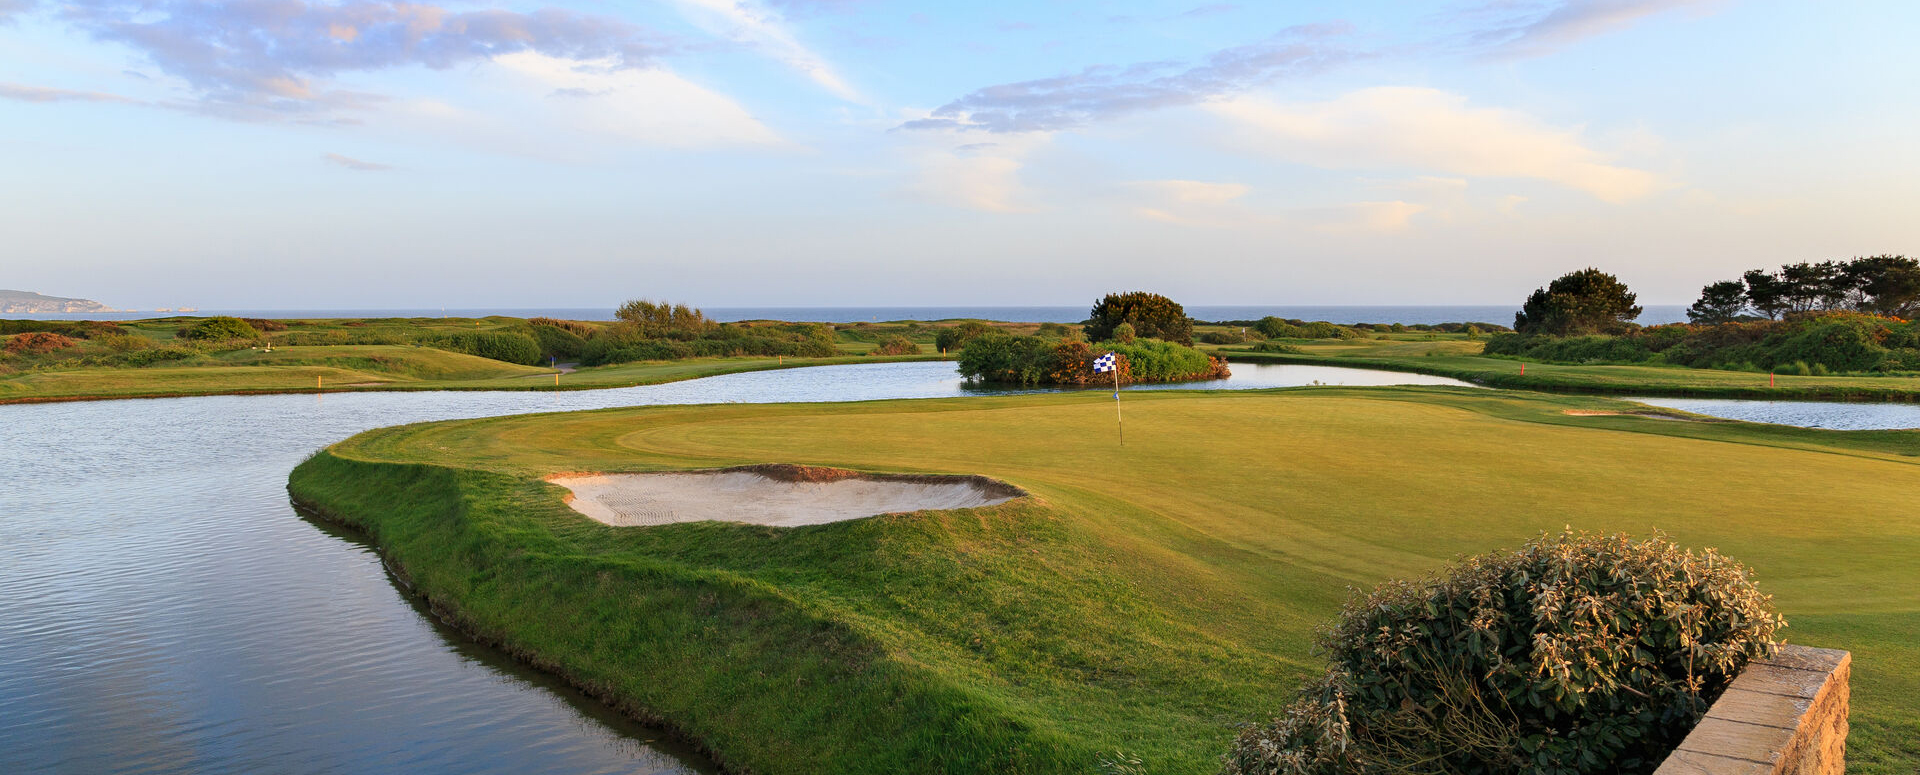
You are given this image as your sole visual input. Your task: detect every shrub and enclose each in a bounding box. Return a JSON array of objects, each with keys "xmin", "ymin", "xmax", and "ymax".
[
  {"xmin": 427, "ymin": 331, "xmax": 543, "ymax": 365},
  {"xmin": 527, "ymin": 316, "xmax": 597, "ymax": 337},
  {"xmin": 1251, "ymin": 341, "xmax": 1304, "ymax": 354},
  {"xmin": 1113, "ymin": 322, "xmax": 1137, "ymax": 343},
  {"xmin": 935, "ymin": 322, "xmax": 995, "ymax": 353},
  {"xmin": 529, "ymin": 324, "xmax": 587, "ymax": 361},
  {"xmin": 1254, "ymin": 318, "xmax": 1357, "ymax": 340},
  {"xmin": 5, "ymin": 331, "xmax": 77, "ymax": 354},
  {"xmin": 1036, "ymin": 322, "xmax": 1075, "ymax": 338},
  {"xmin": 956, "ymin": 334, "xmax": 1227, "ymax": 385},
  {"xmin": 1199, "ymin": 330, "xmax": 1248, "ymax": 345},
  {"xmin": 181, "ymin": 316, "xmax": 260, "ymax": 341},
  {"xmin": 1225, "ymin": 531, "xmax": 1783, "ymax": 775},
  {"xmin": 240, "ymin": 318, "xmax": 288, "ymax": 332},
  {"xmin": 98, "ymin": 334, "xmax": 152, "ymax": 353},
  {"xmin": 614, "ymin": 299, "xmax": 712, "ymax": 335},
  {"xmin": 872, "ymin": 336, "xmax": 920, "ymax": 356},
  {"xmin": 1084, "ymin": 291, "xmax": 1194, "ymax": 345}
]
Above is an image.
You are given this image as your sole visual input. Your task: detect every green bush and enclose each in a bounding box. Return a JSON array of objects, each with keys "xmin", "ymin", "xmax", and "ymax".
[
  {"xmin": 181, "ymin": 316, "xmax": 260, "ymax": 341},
  {"xmin": 1084, "ymin": 291, "xmax": 1194, "ymax": 345},
  {"xmin": 427, "ymin": 331, "xmax": 543, "ymax": 365},
  {"xmin": 579, "ymin": 322, "xmax": 835, "ymax": 366},
  {"xmin": 1250, "ymin": 341, "xmax": 1304, "ymax": 354},
  {"xmin": 956, "ymin": 334, "xmax": 1227, "ymax": 385},
  {"xmin": 872, "ymin": 336, "xmax": 920, "ymax": 356},
  {"xmin": 1225, "ymin": 531, "xmax": 1783, "ymax": 775},
  {"xmin": 935, "ymin": 322, "xmax": 995, "ymax": 353},
  {"xmin": 529, "ymin": 324, "xmax": 587, "ymax": 360},
  {"xmin": 1199, "ymin": 330, "xmax": 1248, "ymax": 345},
  {"xmin": 1254, "ymin": 317, "xmax": 1358, "ymax": 340}
]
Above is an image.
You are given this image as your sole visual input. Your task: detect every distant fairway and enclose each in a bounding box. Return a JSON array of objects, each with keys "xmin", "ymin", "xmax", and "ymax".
[{"xmin": 293, "ymin": 387, "xmax": 1920, "ymax": 774}]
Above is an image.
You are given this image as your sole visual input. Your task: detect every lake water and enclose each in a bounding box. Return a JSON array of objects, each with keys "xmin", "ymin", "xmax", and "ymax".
[
  {"xmin": 1628, "ymin": 397, "xmax": 1920, "ymax": 430},
  {"xmin": 0, "ymin": 361, "xmax": 1476, "ymax": 774}
]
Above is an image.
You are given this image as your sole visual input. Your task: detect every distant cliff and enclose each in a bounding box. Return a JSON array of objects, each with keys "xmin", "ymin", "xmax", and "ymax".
[{"xmin": 0, "ymin": 289, "xmax": 114, "ymax": 314}]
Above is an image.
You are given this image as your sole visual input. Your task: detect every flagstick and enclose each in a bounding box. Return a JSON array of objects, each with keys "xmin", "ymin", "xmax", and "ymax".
[{"xmin": 1113, "ymin": 364, "xmax": 1124, "ymax": 447}]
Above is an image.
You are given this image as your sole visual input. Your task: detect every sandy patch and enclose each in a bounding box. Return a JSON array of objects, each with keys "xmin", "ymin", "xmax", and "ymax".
[{"xmin": 549, "ymin": 465, "xmax": 1024, "ymax": 527}]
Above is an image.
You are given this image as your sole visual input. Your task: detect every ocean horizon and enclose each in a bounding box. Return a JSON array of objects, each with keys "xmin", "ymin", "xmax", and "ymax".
[{"xmin": 13, "ymin": 304, "xmax": 1693, "ymax": 327}]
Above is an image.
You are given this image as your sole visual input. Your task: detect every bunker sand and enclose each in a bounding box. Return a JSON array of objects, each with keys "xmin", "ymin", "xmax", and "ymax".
[{"xmin": 551, "ymin": 465, "xmax": 1023, "ymax": 527}]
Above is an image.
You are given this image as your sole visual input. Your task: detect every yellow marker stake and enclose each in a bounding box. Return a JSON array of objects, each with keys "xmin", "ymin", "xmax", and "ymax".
[
  {"xmin": 317, "ymin": 375, "xmax": 322, "ymax": 390},
  {"xmin": 555, "ymin": 373, "xmax": 560, "ymax": 388}
]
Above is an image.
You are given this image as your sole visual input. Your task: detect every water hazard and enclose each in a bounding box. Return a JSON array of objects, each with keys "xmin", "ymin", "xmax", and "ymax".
[{"xmin": 0, "ymin": 361, "xmax": 1470, "ymax": 774}]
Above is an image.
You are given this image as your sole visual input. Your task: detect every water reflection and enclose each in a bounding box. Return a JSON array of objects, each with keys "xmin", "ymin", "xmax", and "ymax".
[{"xmin": 1629, "ymin": 397, "xmax": 1920, "ymax": 430}]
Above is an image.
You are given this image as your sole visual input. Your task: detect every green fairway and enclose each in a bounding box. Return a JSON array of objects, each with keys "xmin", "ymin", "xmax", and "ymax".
[
  {"xmin": 289, "ymin": 387, "xmax": 1920, "ymax": 774},
  {"xmin": 1210, "ymin": 334, "xmax": 1920, "ymax": 401}
]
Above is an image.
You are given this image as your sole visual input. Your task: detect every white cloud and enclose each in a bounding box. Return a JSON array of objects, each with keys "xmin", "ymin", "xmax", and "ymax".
[
  {"xmin": 485, "ymin": 52, "xmax": 785, "ymax": 149},
  {"xmin": 671, "ymin": 0, "xmax": 861, "ymax": 102},
  {"xmin": 899, "ymin": 132, "xmax": 1047, "ymax": 212},
  {"xmin": 1313, "ymin": 200, "xmax": 1429, "ymax": 233},
  {"xmin": 1208, "ymin": 87, "xmax": 1665, "ymax": 202},
  {"xmin": 1126, "ymin": 179, "xmax": 1253, "ymax": 227}
]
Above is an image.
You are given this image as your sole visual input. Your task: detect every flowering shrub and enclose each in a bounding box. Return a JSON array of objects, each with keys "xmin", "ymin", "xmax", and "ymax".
[
  {"xmin": 1225, "ymin": 531, "xmax": 1784, "ymax": 775},
  {"xmin": 5, "ymin": 331, "xmax": 76, "ymax": 354}
]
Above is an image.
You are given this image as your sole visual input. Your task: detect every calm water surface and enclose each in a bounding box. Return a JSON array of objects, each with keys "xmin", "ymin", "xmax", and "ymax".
[
  {"xmin": 1, "ymin": 361, "xmax": 1473, "ymax": 775},
  {"xmin": 1628, "ymin": 397, "xmax": 1920, "ymax": 430}
]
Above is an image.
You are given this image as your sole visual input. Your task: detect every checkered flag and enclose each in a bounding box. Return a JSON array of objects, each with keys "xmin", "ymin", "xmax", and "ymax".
[{"xmin": 1093, "ymin": 352, "xmax": 1117, "ymax": 373}]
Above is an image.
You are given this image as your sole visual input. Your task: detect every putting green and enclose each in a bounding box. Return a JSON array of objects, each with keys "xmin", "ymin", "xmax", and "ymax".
[{"xmin": 294, "ymin": 387, "xmax": 1920, "ymax": 774}]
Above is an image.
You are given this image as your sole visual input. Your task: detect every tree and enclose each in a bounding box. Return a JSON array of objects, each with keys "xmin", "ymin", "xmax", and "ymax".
[
  {"xmin": 1847, "ymin": 255, "xmax": 1920, "ymax": 317},
  {"xmin": 1743, "ymin": 269, "xmax": 1789, "ymax": 319},
  {"xmin": 1775, "ymin": 261, "xmax": 1850, "ymax": 314},
  {"xmin": 1687, "ymin": 280, "xmax": 1750, "ymax": 324},
  {"xmin": 1513, "ymin": 268, "xmax": 1642, "ymax": 335},
  {"xmin": 1083, "ymin": 291, "xmax": 1193, "ymax": 345}
]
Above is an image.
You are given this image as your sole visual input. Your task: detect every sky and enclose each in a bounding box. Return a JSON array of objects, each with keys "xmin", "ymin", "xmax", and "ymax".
[{"xmin": 2, "ymin": 0, "xmax": 1917, "ymax": 310}]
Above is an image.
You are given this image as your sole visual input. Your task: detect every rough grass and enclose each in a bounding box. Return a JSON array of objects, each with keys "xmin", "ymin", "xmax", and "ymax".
[
  {"xmin": 1212, "ymin": 335, "xmax": 1920, "ymax": 401},
  {"xmin": 292, "ymin": 387, "xmax": 1920, "ymax": 774}
]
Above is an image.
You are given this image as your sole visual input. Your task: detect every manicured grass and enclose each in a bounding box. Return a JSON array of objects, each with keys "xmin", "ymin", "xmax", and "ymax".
[
  {"xmin": 291, "ymin": 387, "xmax": 1920, "ymax": 774},
  {"xmin": 1212, "ymin": 335, "xmax": 1920, "ymax": 401}
]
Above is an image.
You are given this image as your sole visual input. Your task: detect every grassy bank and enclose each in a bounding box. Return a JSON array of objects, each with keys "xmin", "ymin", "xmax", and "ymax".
[
  {"xmin": 1212, "ymin": 334, "xmax": 1920, "ymax": 401},
  {"xmin": 291, "ymin": 387, "xmax": 1920, "ymax": 774},
  {"xmin": 0, "ymin": 343, "xmax": 950, "ymax": 404}
]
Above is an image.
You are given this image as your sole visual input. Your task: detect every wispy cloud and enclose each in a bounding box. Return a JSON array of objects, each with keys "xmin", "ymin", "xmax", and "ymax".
[
  {"xmin": 55, "ymin": 0, "xmax": 674, "ymax": 119},
  {"xmin": 0, "ymin": 0, "xmax": 35, "ymax": 22},
  {"xmin": 670, "ymin": 0, "xmax": 861, "ymax": 102},
  {"xmin": 323, "ymin": 152, "xmax": 392, "ymax": 171},
  {"xmin": 899, "ymin": 24, "xmax": 1354, "ymax": 133},
  {"xmin": 0, "ymin": 81, "xmax": 137, "ymax": 103},
  {"xmin": 1457, "ymin": 0, "xmax": 1715, "ymax": 59},
  {"xmin": 1180, "ymin": 4, "xmax": 1241, "ymax": 19},
  {"xmin": 1209, "ymin": 86, "xmax": 1664, "ymax": 202}
]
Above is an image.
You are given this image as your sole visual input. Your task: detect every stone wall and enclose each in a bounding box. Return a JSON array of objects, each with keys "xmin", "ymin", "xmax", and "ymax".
[{"xmin": 1654, "ymin": 644, "xmax": 1850, "ymax": 775}]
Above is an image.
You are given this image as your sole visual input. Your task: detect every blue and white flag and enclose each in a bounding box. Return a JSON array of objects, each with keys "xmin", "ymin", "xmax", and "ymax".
[{"xmin": 1093, "ymin": 352, "xmax": 1117, "ymax": 373}]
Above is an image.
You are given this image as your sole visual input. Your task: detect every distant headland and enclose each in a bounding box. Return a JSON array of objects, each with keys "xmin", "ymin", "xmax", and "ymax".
[{"xmin": 0, "ymin": 290, "xmax": 117, "ymax": 314}]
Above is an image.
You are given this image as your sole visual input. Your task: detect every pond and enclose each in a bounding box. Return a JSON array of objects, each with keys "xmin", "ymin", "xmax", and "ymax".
[
  {"xmin": 0, "ymin": 360, "xmax": 1470, "ymax": 775},
  {"xmin": 1628, "ymin": 396, "xmax": 1920, "ymax": 430}
]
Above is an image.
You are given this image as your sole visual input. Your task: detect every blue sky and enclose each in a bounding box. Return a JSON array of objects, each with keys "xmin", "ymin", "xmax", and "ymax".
[{"xmin": 2, "ymin": 0, "xmax": 1916, "ymax": 309}]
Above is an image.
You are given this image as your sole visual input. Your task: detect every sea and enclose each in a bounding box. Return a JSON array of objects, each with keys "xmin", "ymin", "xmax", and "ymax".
[{"xmin": 14, "ymin": 305, "xmax": 1693, "ymax": 326}]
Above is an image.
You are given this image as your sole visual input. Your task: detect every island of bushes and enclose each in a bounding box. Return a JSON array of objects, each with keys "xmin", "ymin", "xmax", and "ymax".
[{"xmin": 953, "ymin": 292, "xmax": 1231, "ymax": 386}]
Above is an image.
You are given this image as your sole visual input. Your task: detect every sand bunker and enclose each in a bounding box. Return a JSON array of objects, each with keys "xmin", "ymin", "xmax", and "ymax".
[{"xmin": 549, "ymin": 465, "xmax": 1024, "ymax": 528}]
